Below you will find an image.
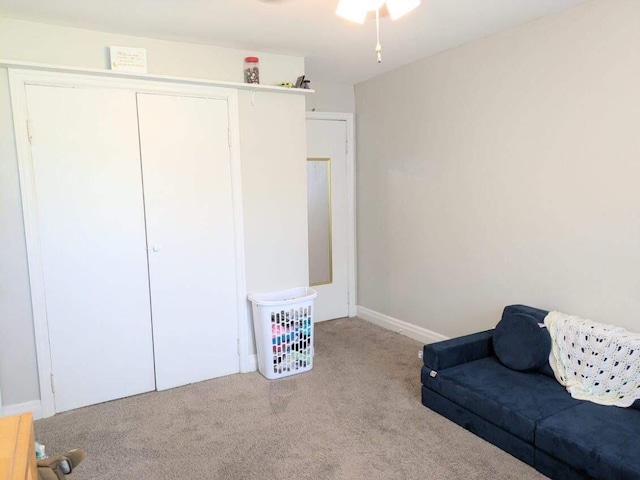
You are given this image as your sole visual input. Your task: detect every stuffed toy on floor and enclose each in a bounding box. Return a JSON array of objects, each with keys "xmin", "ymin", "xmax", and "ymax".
[{"xmin": 37, "ymin": 448, "xmax": 85, "ymax": 480}]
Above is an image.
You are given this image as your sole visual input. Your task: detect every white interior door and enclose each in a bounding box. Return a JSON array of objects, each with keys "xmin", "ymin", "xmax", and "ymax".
[
  {"xmin": 25, "ymin": 85, "xmax": 156, "ymax": 412},
  {"xmin": 306, "ymin": 118, "xmax": 349, "ymax": 321},
  {"xmin": 136, "ymin": 93, "xmax": 240, "ymax": 391}
]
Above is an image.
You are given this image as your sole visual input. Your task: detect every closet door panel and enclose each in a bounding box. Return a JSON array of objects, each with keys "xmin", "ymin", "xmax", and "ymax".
[
  {"xmin": 137, "ymin": 93, "xmax": 240, "ymax": 391},
  {"xmin": 26, "ymin": 85, "xmax": 156, "ymax": 412}
]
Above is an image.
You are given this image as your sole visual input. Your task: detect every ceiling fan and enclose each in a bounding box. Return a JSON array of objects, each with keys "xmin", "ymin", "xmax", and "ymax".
[
  {"xmin": 258, "ymin": 0, "xmax": 421, "ymax": 63},
  {"xmin": 336, "ymin": 0, "xmax": 421, "ymax": 62}
]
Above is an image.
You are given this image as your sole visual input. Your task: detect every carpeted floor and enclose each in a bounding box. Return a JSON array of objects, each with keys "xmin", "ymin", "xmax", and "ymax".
[{"xmin": 35, "ymin": 318, "xmax": 546, "ymax": 480}]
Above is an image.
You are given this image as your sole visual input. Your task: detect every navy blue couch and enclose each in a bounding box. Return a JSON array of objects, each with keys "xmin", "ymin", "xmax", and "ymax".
[{"xmin": 420, "ymin": 305, "xmax": 640, "ymax": 480}]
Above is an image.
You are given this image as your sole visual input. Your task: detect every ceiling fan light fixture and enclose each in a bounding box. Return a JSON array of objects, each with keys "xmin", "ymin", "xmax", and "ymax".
[
  {"xmin": 336, "ymin": 0, "xmax": 367, "ymax": 24},
  {"xmin": 336, "ymin": 0, "xmax": 386, "ymax": 24},
  {"xmin": 336, "ymin": 0, "xmax": 422, "ymax": 62},
  {"xmin": 385, "ymin": 0, "xmax": 421, "ymax": 20}
]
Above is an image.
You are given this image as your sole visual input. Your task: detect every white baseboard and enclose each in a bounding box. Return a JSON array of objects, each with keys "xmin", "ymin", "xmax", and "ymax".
[
  {"xmin": 241, "ymin": 353, "xmax": 258, "ymax": 373},
  {"xmin": 2, "ymin": 400, "xmax": 44, "ymax": 420},
  {"xmin": 357, "ymin": 306, "xmax": 449, "ymax": 345},
  {"xmin": 247, "ymin": 354, "xmax": 258, "ymax": 372}
]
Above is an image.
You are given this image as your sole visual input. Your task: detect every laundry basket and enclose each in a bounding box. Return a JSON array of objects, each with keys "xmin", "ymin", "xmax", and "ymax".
[{"xmin": 248, "ymin": 287, "xmax": 318, "ymax": 380}]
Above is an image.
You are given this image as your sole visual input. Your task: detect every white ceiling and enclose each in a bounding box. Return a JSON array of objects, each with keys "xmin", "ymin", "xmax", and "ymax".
[{"xmin": 0, "ymin": 0, "xmax": 589, "ymax": 84}]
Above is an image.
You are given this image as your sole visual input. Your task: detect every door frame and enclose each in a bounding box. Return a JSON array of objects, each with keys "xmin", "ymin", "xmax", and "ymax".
[
  {"xmin": 9, "ymin": 68, "xmax": 250, "ymax": 418},
  {"xmin": 305, "ymin": 112, "xmax": 357, "ymax": 318}
]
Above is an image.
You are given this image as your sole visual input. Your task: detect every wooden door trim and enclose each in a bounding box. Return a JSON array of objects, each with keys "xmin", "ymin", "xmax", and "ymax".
[
  {"xmin": 305, "ymin": 112, "xmax": 356, "ymax": 317},
  {"xmin": 9, "ymin": 69, "xmax": 249, "ymax": 417}
]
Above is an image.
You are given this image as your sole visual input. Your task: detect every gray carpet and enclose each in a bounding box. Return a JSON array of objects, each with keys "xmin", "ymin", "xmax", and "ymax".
[{"xmin": 35, "ymin": 318, "xmax": 545, "ymax": 480}]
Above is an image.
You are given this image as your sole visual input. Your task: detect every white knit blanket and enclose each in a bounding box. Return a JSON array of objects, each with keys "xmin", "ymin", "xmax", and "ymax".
[{"xmin": 544, "ymin": 311, "xmax": 640, "ymax": 407}]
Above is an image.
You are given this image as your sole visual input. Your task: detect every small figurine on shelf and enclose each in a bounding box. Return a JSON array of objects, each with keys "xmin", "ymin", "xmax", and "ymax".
[{"xmin": 294, "ymin": 75, "xmax": 311, "ymax": 89}]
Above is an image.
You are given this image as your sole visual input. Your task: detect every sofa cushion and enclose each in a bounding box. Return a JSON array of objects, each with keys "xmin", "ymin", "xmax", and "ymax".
[
  {"xmin": 500, "ymin": 304, "xmax": 556, "ymax": 377},
  {"xmin": 538, "ymin": 359, "xmax": 555, "ymax": 378},
  {"xmin": 536, "ymin": 402, "xmax": 640, "ymax": 480},
  {"xmin": 493, "ymin": 313, "xmax": 551, "ymax": 371},
  {"xmin": 501, "ymin": 304, "xmax": 549, "ymax": 323},
  {"xmin": 423, "ymin": 330, "xmax": 494, "ymax": 370},
  {"xmin": 421, "ymin": 386, "xmax": 535, "ymax": 466},
  {"xmin": 422, "ymin": 356, "xmax": 582, "ymax": 443},
  {"xmin": 534, "ymin": 448, "xmax": 590, "ymax": 480}
]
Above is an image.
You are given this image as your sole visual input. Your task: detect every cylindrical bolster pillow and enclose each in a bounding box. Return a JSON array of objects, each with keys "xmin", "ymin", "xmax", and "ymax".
[{"xmin": 493, "ymin": 313, "xmax": 551, "ymax": 371}]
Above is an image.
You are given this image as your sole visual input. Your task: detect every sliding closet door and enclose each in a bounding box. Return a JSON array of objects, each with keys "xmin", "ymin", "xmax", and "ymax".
[
  {"xmin": 136, "ymin": 93, "xmax": 240, "ymax": 391},
  {"xmin": 25, "ymin": 85, "xmax": 156, "ymax": 412}
]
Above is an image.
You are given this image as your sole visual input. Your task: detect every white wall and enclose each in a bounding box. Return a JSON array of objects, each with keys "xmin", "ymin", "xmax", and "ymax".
[
  {"xmin": 239, "ymin": 91, "xmax": 309, "ymax": 292},
  {"xmin": 306, "ymin": 81, "xmax": 355, "ymax": 113},
  {"xmin": 0, "ymin": 70, "xmax": 38, "ymax": 407},
  {"xmin": 0, "ymin": 18, "xmax": 308, "ymax": 409},
  {"xmin": 355, "ymin": 0, "xmax": 640, "ymax": 338},
  {"xmin": 239, "ymin": 90, "xmax": 309, "ymax": 352},
  {"xmin": 0, "ymin": 18, "xmax": 303, "ymax": 85}
]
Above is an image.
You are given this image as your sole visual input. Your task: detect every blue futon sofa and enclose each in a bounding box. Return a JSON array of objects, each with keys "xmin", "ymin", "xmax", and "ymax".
[{"xmin": 421, "ymin": 305, "xmax": 640, "ymax": 479}]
